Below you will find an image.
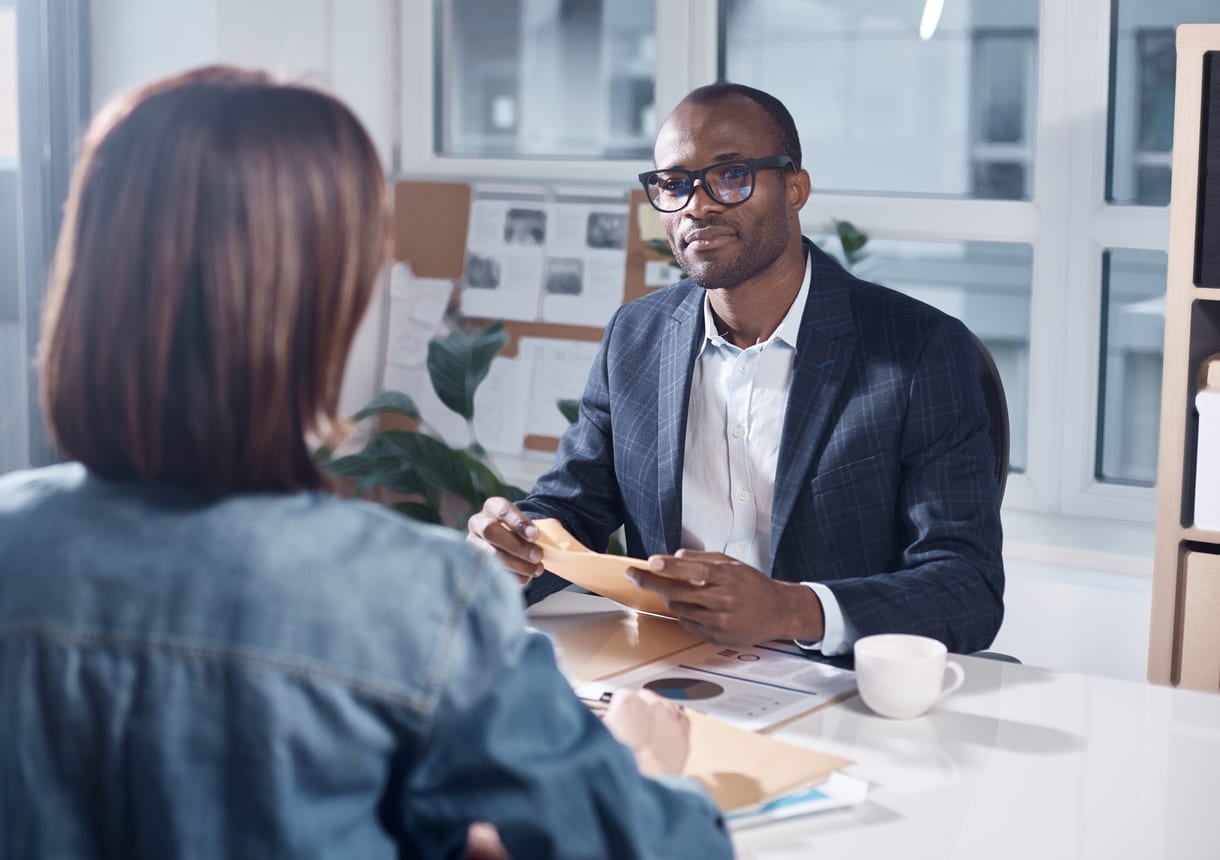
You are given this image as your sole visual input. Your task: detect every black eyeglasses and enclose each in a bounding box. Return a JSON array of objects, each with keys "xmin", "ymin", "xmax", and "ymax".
[{"xmin": 638, "ymin": 155, "xmax": 795, "ymax": 213}]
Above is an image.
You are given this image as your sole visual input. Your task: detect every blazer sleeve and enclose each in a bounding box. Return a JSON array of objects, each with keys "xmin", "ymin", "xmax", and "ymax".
[{"xmin": 819, "ymin": 320, "xmax": 1005, "ymax": 654}]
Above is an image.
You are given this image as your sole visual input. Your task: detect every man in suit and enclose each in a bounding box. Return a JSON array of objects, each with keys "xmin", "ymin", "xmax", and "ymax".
[{"xmin": 467, "ymin": 83, "xmax": 1004, "ymax": 657}]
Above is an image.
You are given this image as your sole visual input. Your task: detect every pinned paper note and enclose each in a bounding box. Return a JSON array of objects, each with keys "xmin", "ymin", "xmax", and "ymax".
[{"xmin": 533, "ymin": 519, "xmax": 670, "ymax": 617}]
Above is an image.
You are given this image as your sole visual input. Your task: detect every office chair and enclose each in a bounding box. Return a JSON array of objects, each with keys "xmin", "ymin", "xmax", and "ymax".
[{"xmin": 964, "ymin": 329, "xmax": 1020, "ymax": 664}]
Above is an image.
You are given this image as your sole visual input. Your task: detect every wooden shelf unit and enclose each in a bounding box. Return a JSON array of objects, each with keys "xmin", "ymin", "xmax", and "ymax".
[{"xmin": 1149, "ymin": 25, "xmax": 1220, "ymax": 692}]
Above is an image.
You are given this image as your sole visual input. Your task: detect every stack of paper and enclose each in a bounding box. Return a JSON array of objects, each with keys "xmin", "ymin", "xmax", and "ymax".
[{"xmin": 683, "ymin": 709, "xmax": 853, "ymax": 814}]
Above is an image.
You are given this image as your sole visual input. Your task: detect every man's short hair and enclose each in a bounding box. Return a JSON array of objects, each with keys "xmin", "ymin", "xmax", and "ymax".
[
  {"xmin": 39, "ymin": 66, "xmax": 390, "ymax": 494},
  {"xmin": 682, "ymin": 82, "xmax": 803, "ymax": 170}
]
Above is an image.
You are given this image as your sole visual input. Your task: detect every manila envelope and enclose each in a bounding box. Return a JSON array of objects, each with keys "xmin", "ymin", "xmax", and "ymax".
[
  {"xmin": 533, "ymin": 519, "xmax": 672, "ymax": 618},
  {"xmin": 685, "ymin": 709, "xmax": 853, "ymax": 813}
]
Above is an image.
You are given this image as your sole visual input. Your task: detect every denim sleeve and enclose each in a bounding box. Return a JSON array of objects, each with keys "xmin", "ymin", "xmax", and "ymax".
[{"xmin": 399, "ymin": 556, "xmax": 731, "ymax": 860}]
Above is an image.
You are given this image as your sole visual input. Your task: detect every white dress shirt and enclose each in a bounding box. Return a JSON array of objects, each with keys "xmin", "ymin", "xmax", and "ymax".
[{"xmin": 680, "ymin": 254, "xmax": 857, "ymax": 656}]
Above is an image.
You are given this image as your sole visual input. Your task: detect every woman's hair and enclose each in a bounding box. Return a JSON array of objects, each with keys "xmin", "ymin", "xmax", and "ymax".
[{"xmin": 39, "ymin": 65, "xmax": 390, "ymax": 494}]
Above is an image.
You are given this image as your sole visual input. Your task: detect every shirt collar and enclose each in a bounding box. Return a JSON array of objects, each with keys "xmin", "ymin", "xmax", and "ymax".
[{"xmin": 699, "ymin": 251, "xmax": 813, "ymax": 353}]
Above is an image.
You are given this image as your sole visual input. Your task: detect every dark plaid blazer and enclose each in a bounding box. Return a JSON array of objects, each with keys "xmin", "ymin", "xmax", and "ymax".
[{"xmin": 521, "ymin": 240, "xmax": 1004, "ymax": 654}]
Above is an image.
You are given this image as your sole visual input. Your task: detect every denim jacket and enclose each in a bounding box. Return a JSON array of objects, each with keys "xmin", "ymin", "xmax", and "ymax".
[{"xmin": 0, "ymin": 464, "xmax": 730, "ymax": 859}]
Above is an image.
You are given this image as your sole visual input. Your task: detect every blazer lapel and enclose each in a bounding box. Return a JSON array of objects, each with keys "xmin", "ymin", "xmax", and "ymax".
[
  {"xmin": 770, "ymin": 244, "xmax": 858, "ymax": 566},
  {"xmin": 658, "ymin": 287, "xmax": 704, "ymax": 552}
]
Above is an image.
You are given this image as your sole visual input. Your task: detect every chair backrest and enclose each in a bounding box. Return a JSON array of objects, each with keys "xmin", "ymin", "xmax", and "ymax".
[{"xmin": 965, "ymin": 329, "xmax": 1010, "ymax": 502}]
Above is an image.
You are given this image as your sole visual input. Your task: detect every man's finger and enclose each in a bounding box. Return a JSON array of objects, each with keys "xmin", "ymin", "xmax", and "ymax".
[
  {"xmin": 641, "ymin": 555, "xmax": 714, "ymax": 586},
  {"xmin": 628, "ymin": 568, "xmax": 719, "ymax": 607},
  {"xmin": 487, "ymin": 497, "xmax": 539, "ymax": 540}
]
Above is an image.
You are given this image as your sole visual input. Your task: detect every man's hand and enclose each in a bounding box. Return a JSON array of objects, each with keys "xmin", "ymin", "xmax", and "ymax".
[
  {"xmin": 627, "ymin": 550, "xmax": 825, "ymax": 646},
  {"xmin": 466, "ymin": 496, "xmax": 543, "ymax": 583}
]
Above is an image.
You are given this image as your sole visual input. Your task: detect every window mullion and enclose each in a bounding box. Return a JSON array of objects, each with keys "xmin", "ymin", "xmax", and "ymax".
[{"xmin": 1012, "ymin": 0, "xmax": 1081, "ymax": 513}]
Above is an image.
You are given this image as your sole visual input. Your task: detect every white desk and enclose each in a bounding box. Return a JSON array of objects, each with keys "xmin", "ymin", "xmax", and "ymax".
[{"xmin": 528, "ymin": 593, "xmax": 1220, "ymax": 860}]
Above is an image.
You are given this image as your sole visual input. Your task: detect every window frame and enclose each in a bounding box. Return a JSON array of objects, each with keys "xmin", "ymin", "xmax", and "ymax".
[{"xmin": 399, "ymin": 0, "xmax": 1170, "ymax": 555}]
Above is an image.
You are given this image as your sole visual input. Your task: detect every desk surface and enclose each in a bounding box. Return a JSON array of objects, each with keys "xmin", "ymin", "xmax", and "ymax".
[{"xmin": 528, "ymin": 593, "xmax": 1220, "ymax": 860}]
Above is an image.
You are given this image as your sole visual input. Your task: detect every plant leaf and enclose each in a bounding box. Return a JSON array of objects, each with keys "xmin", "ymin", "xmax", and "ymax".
[
  {"xmin": 393, "ymin": 501, "xmax": 443, "ymax": 524},
  {"xmin": 427, "ymin": 322, "xmax": 508, "ymax": 420},
  {"xmin": 353, "ymin": 390, "xmax": 420, "ymax": 422},
  {"xmin": 378, "ymin": 430, "xmax": 477, "ymax": 504},
  {"xmin": 459, "ymin": 450, "xmax": 507, "ymax": 500},
  {"xmin": 326, "ymin": 452, "xmax": 379, "ymax": 479},
  {"xmin": 557, "ymin": 399, "xmax": 580, "ymax": 424},
  {"xmin": 325, "ymin": 449, "xmax": 425, "ymax": 497},
  {"xmin": 834, "ymin": 219, "xmax": 869, "ymax": 266}
]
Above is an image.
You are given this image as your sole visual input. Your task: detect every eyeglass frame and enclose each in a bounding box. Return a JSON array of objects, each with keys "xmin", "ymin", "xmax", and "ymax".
[{"xmin": 637, "ymin": 155, "xmax": 796, "ymax": 213}]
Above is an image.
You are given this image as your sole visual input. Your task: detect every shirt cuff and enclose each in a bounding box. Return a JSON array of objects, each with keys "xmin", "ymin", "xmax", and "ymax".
[{"xmin": 793, "ymin": 582, "xmax": 858, "ymax": 657}]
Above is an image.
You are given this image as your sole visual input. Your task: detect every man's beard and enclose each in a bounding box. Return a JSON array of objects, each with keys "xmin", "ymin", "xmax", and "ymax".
[{"xmin": 670, "ymin": 216, "xmax": 789, "ymax": 291}]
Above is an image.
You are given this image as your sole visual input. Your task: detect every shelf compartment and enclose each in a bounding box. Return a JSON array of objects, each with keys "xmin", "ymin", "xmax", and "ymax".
[{"xmin": 1179, "ymin": 549, "xmax": 1220, "ymax": 691}]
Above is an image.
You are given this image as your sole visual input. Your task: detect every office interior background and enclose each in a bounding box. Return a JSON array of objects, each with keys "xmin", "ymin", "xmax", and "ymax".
[{"xmin": 3, "ymin": 0, "xmax": 1219, "ymax": 683}]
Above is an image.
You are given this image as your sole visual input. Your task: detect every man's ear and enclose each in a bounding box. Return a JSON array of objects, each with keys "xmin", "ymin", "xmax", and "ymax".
[{"xmin": 788, "ymin": 168, "xmax": 812, "ymax": 211}]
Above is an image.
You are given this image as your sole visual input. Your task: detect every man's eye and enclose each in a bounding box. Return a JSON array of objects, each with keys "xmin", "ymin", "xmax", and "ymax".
[
  {"xmin": 720, "ymin": 165, "xmax": 751, "ymax": 182},
  {"xmin": 659, "ymin": 177, "xmax": 691, "ymax": 193}
]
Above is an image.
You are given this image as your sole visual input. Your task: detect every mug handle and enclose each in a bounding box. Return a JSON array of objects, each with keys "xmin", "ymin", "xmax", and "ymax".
[{"xmin": 939, "ymin": 660, "xmax": 965, "ymax": 700}]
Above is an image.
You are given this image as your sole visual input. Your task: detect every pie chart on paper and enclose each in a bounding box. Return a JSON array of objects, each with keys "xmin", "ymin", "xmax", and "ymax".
[{"xmin": 643, "ymin": 677, "xmax": 725, "ymax": 701}]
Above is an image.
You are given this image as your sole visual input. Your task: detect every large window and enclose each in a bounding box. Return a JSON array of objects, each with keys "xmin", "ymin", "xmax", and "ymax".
[
  {"xmin": 1107, "ymin": 1, "xmax": 1220, "ymax": 205},
  {"xmin": 436, "ymin": 0, "xmax": 656, "ymax": 159},
  {"xmin": 721, "ymin": 0, "xmax": 1039, "ymax": 199},
  {"xmin": 403, "ymin": 0, "xmax": 1220, "ymax": 542}
]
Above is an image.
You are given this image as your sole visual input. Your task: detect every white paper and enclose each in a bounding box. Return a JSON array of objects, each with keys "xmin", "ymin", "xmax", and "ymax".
[
  {"xmin": 384, "ymin": 265, "xmax": 453, "ymax": 368},
  {"xmin": 540, "ymin": 202, "xmax": 629, "ymax": 326},
  {"xmin": 471, "ymin": 354, "xmax": 533, "ymax": 455},
  {"xmin": 577, "ymin": 641, "xmax": 857, "ymax": 732},
  {"xmin": 727, "ymin": 772, "xmax": 869, "ymax": 830},
  {"xmin": 518, "ymin": 337, "xmax": 601, "ymax": 438},
  {"xmin": 644, "ymin": 259, "xmax": 683, "ymax": 288},
  {"xmin": 459, "ymin": 198, "xmax": 546, "ymax": 321}
]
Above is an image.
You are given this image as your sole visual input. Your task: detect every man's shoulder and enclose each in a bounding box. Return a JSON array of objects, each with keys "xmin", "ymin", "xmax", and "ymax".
[
  {"xmin": 600, "ymin": 279, "xmax": 700, "ymax": 346},
  {"xmin": 843, "ymin": 276, "xmax": 970, "ymax": 350},
  {"xmin": 617, "ymin": 279, "xmax": 700, "ymax": 319},
  {"xmin": 849, "ymin": 276, "xmax": 956, "ymax": 325}
]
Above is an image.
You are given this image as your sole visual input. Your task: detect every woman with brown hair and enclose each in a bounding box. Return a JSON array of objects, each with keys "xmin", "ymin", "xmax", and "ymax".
[{"xmin": 0, "ymin": 67, "xmax": 730, "ymax": 859}]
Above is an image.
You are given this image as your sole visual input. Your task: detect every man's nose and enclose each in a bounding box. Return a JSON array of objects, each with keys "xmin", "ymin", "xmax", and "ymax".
[{"xmin": 684, "ymin": 178, "xmax": 723, "ymax": 216}]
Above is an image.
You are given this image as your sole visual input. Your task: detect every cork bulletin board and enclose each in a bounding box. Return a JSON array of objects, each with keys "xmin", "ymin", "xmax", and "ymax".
[{"xmin": 390, "ymin": 181, "xmax": 676, "ymax": 452}]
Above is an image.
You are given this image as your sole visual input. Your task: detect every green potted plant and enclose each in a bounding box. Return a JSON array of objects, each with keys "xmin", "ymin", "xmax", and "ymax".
[{"xmin": 319, "ymin": 321, "xmax": 526, "ymax": 529}]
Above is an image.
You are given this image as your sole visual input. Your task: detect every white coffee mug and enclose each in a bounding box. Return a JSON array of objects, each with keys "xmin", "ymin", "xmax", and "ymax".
[{"xmin": 853, "ymin": 634, "xmax": 965, "ymax": 720}]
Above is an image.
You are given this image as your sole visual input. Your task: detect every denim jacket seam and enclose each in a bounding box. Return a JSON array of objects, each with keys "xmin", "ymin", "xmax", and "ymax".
[
  {"xmin": 0, "ymin": 623, "xmax": 430, "ymax": 715},
  {"xmin": 417, "ymin": 561, "xmax": 487, "ymax": 714}
]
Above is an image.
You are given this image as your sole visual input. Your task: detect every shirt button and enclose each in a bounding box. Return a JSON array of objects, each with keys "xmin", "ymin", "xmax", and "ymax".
[
  {"xmin": 732, "ymin": 426, "xmax": 743, "ymax": 438},
  {"xmin": 739, "ymin": 364, "xmax": 750, "ymax": 374},
  {"xmin": 732, "ymin": 542, "xmax": 745, "ymax": 554},
  {"xmin": 737, "ymin": 490, "xmax": 748, "ymax": 501}
]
